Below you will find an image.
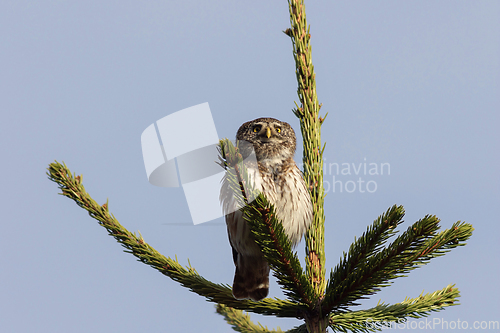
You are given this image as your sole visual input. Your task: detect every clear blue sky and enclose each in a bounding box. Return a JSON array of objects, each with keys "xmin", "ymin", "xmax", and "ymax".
[{"xmin": 1, "ymin": 1, "xmax": 498, "ymax": 332}]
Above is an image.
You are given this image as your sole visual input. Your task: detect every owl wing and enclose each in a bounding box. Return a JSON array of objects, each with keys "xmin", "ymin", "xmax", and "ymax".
[
  {"xmin": 224, "ymin": 209, "xmax": 270, "ymax": 301},
  {"xmin": 220, "ymin": 165, "xmax": 269, "ymax": 301}
]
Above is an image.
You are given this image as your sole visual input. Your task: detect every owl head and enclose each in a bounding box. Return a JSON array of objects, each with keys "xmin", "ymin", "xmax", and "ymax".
[{"xmin": 236, "ymin": 118, "xmax": 296, "ymax": 163}]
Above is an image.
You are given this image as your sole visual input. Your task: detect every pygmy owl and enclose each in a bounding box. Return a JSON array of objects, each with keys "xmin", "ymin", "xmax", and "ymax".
[{"xmin": 220, "ymin": 117, "xmax": 313, "ymax": 301}]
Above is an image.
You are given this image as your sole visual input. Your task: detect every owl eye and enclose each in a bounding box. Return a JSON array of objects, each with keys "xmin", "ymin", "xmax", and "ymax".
[
  {"xmin": 253, "ymin": 125, "xmax": 262, "ymax": 133},
  {"xmin": 276, "ymin": 127, "xmax": 281, "ymax": 133}
]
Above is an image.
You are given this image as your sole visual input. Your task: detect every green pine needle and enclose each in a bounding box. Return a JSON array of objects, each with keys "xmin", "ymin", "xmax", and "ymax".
[
  {"xmin": 216, "ymin": 304, "xmax": 286, "ymax": 333},
  {"xmin": 323, "ymin": 212, "xmax": 473, "ymax": 313},
  {"xmin": 328, "ymin": 284, "xmax": 460, "ymax": 332}
]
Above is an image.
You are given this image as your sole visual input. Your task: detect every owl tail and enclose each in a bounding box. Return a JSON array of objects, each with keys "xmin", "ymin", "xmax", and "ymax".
[{"xmin": 232, "ymin": 254, "xmax": 270, "ymax": 302}]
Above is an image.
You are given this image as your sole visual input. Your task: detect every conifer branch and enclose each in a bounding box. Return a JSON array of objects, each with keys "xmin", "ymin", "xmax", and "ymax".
[
  {"xmin": 46, "ymin": 161, "xmax": 299, "ymax": 318},
  {"xmin": 216, "ymin": 304, "xmax": 286, "ymax": 333},
  {"xmin": 218, "ymin": 139, "xmax": 260, "ymax": 208},
  {"xmin": 286, "ymin": 325, "xmax": 308, "ymax": 333},
  {"xmin": 328, "ymin": 284, "xmax": 460, "ymax": 332},
  {"xmin": 217, "ymin": 304, "xmax": 310, "ymax": 333},
  {"xmin": 322, "ymin": 214, "xmax": 473, "ymax": 314},
  {"xmin": 286, "ymin": 0, "xmax": 326, "ymax": 297},
  {"xmin": 322, "ymin": 205, "xmax": 406, "ymax": 312},
  {"xmin": 244, "ymin": 195, "xmax": 316, "ymax": 306}
]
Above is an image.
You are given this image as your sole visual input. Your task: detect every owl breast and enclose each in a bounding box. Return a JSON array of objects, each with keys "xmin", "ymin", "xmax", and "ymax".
[
  {"xmin": 221, "ymin": 156, "xmax": 312, "ymax": 256},
  {"xmin": 258, "ymin": 159, "xmax": 312, "ymax": 246}
]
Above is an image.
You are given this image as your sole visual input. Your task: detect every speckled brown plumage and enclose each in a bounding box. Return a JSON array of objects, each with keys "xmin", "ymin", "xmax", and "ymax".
[{"xmin": 221, "ymin": 118, "xmax": 313, "ymax": 301}]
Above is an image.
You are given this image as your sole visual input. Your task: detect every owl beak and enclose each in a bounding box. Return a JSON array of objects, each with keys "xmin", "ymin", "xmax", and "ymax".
[{"xmin": 266, "ymin": 127, "xmax": 271, "ymax": 138}]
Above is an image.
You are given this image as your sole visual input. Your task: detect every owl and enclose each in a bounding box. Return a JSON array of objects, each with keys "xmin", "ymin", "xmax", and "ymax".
[{"xmin": 220, "ymin": 118, "xmax": 313, "ymax": 301}]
